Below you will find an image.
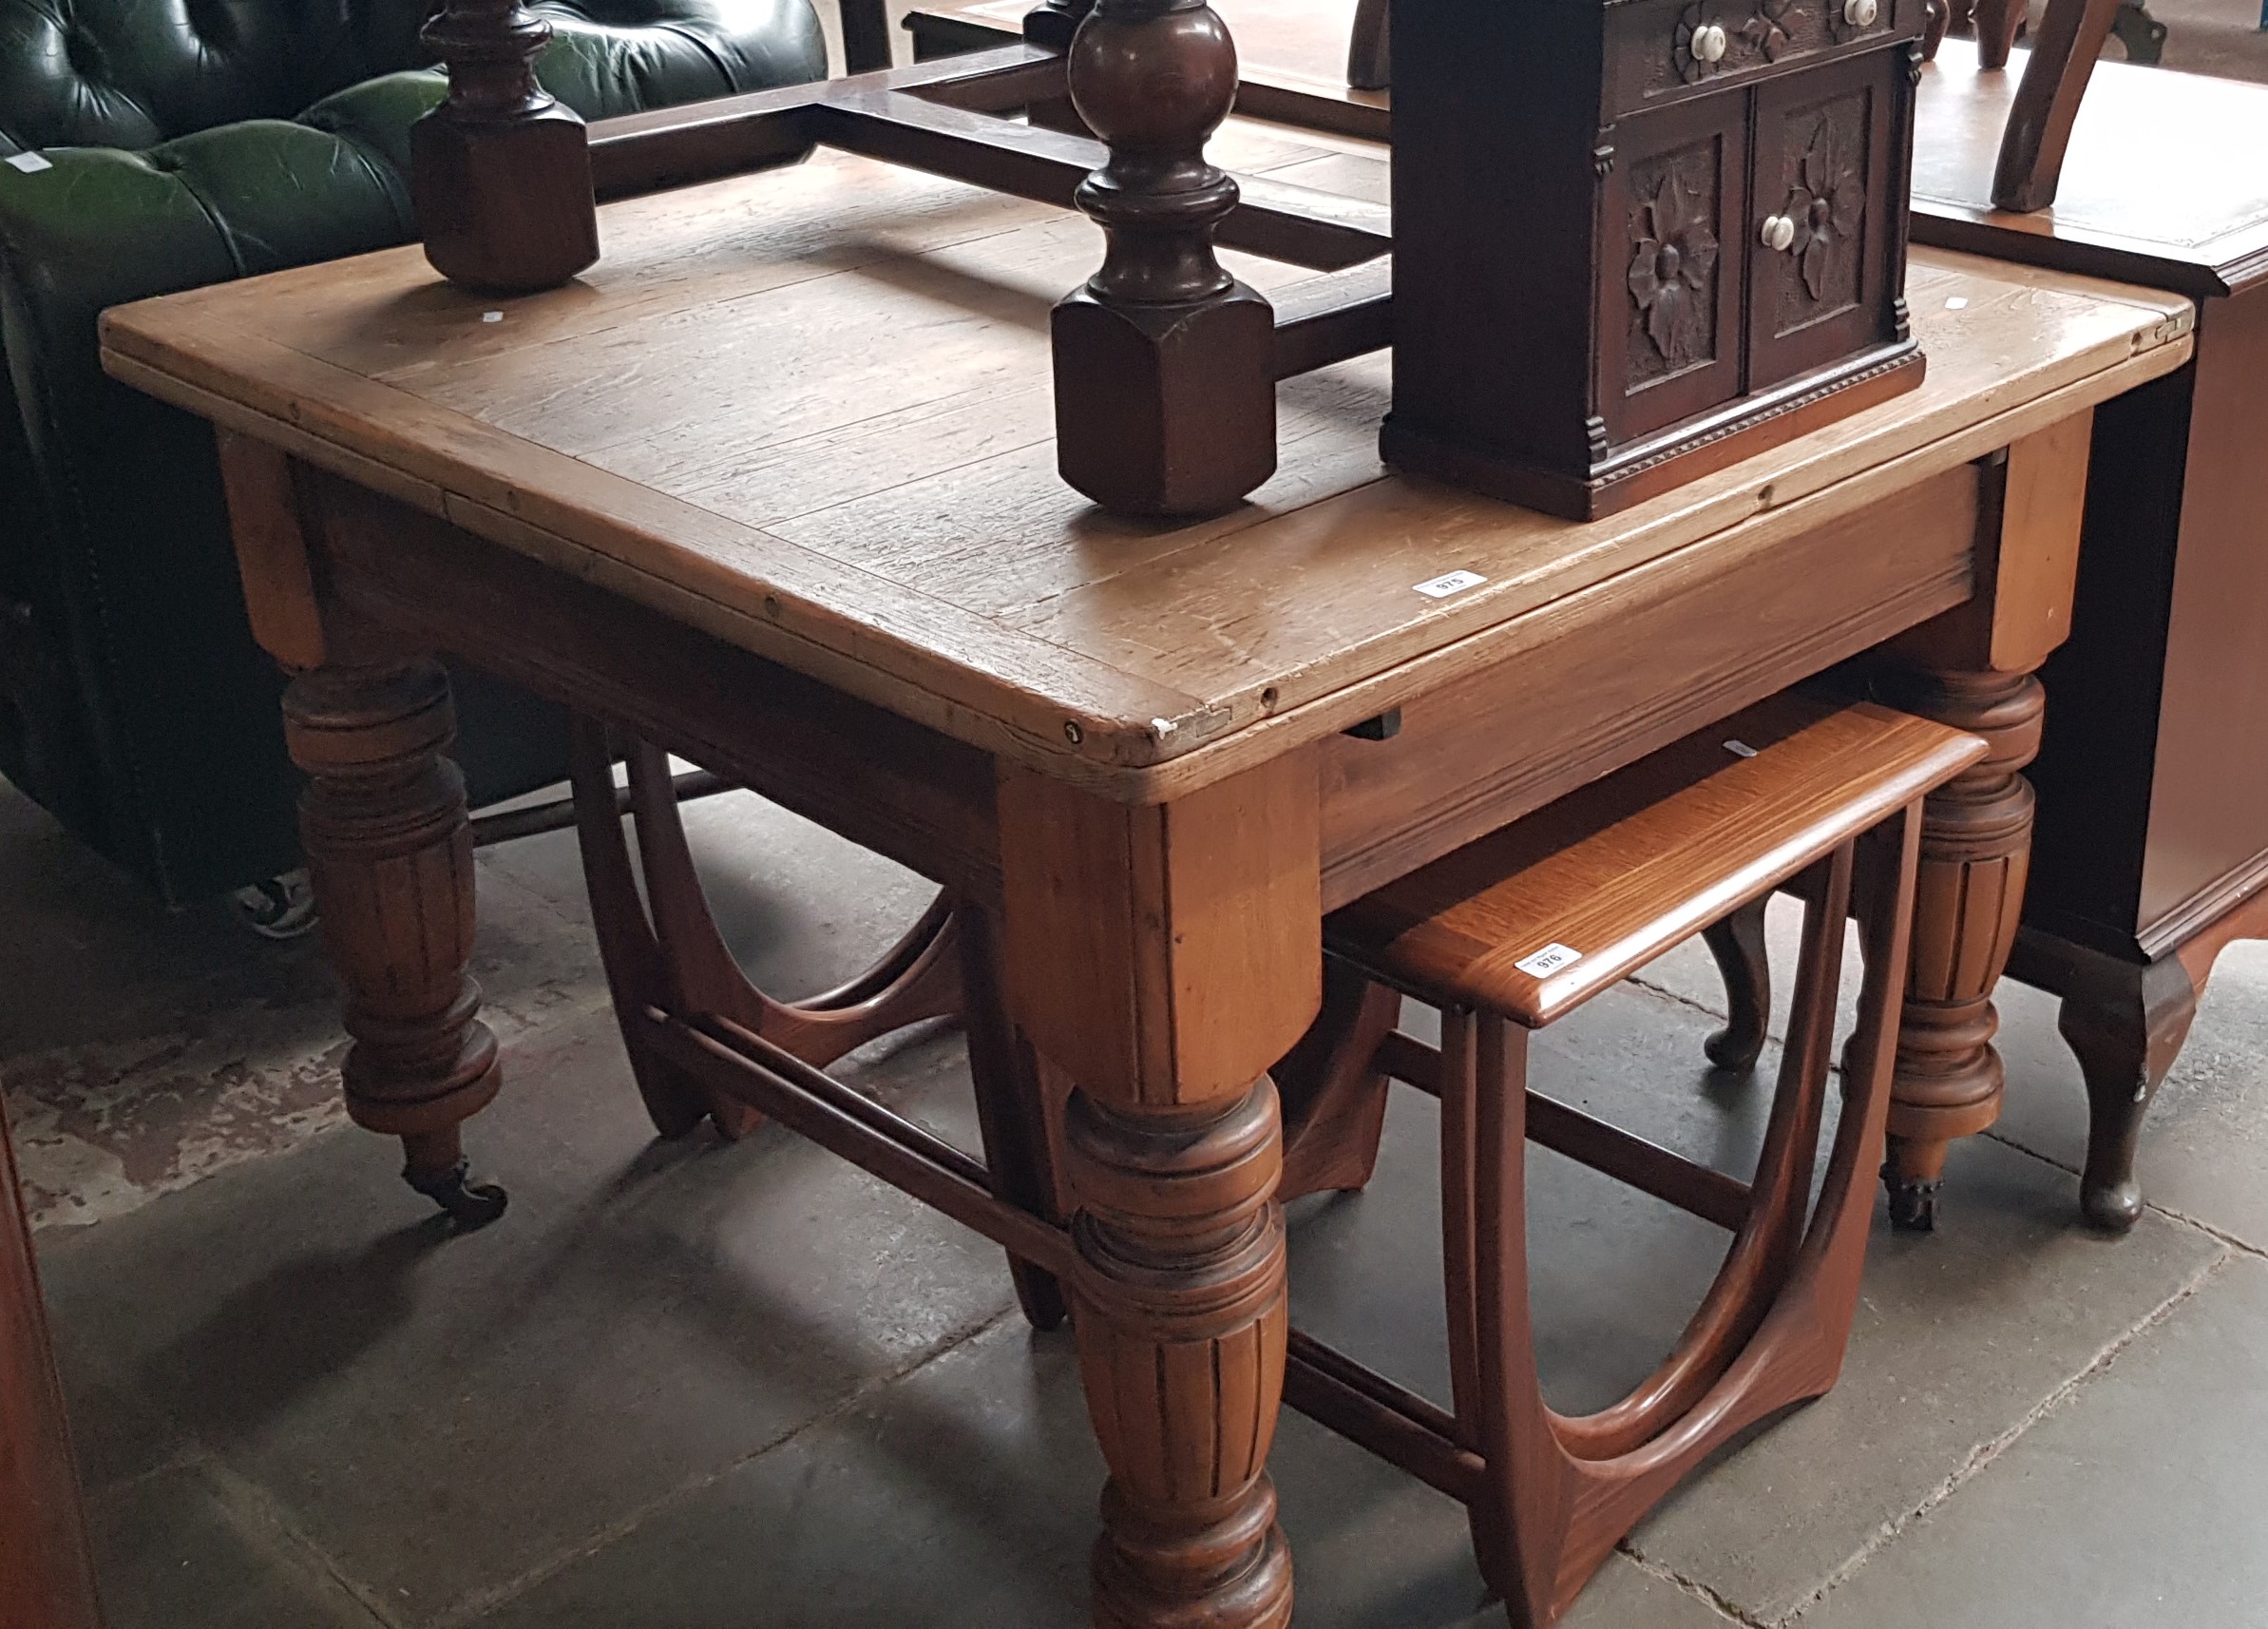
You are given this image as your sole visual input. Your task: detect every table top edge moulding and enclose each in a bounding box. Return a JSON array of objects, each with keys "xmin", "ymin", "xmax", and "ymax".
[{"xmin": 99, "ymin": 154, "xmax": 2190, "ymax": 804}]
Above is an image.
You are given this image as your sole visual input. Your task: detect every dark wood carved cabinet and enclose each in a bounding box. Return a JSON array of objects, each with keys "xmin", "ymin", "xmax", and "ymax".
[{"xmin": 1387, "ymin": 0, "xmax": 1928, "ymax": 518}]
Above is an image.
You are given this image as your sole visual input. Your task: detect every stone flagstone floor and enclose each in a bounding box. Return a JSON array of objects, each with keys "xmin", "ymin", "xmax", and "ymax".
[{"xmin": 8, "ymin": 768, "xmax": 2268, "ymax": 1629}]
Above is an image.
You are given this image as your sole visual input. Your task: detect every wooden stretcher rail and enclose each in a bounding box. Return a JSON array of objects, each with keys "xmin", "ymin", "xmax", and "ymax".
[
  {"xmin": 1283, "ymin": 1332, "xmax": 1485, "ymax": 1504},
  {"xmin": 1374, "ymin": 1031, "xmax": 1753, "ymax": 1231},
  {"xmin": 587, "ymin": 48, "xmax": 1392, "ymax": 274},
  {"xmin": 639, "ymin": 1007, "xmax": 1081, "ymax": 1281}
]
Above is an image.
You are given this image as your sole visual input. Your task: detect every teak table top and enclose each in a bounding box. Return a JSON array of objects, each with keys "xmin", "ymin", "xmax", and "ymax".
[{"xmin": 100, "ymin": 135, "xmax": 2191, "ymax": 804}]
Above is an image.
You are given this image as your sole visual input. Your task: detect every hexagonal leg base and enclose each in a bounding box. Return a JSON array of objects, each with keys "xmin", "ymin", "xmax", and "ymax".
[
  {"xmin": 1052, "ymin": 281, "xmax": 1276, "ymax": 517},
  {"xmin": 412, "ymin": 104, "xmax": 600, "ymax": 296}
]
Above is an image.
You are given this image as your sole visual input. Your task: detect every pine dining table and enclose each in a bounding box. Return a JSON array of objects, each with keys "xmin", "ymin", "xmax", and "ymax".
[{"xmin": 98, "ymin": 109, "xmax": 2189, "ymax": 1627}]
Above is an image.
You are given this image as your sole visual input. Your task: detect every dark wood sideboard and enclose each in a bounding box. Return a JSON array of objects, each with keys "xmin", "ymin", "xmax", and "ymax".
[
  {"xmin": 1911, "ymin": 42, "xmax": 2268, "ymax": 1230},
  {"xmin": 0, "ymin": 1088, "xmax": 105, "ymax": 1629}
]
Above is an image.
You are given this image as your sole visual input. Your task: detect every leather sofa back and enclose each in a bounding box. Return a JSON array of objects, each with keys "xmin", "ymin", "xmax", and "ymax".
[{"xmin": 0, "ymin": 0, "xmax": 445, "ymax": 153}]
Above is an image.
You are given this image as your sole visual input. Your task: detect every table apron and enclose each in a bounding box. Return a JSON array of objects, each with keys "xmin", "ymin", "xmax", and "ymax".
[
  {"xmin": 1318, "ymin": 461, "xmax": 1985, "ymax": 909},
  {"xmin": 301, "ymin": 458, "xmax": 1982, "ymax": 919}
]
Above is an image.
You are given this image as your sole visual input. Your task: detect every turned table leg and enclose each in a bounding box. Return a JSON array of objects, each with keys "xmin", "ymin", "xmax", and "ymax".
[
  {"xmin": 284, "ymin": 660, "xmax": 507, "ymax": 1227},
  {"xmin": 999, "ymin": 752, "xmax": 1320, "ymax": 1629},
  {"xmin": 1872, "ymin": 418, "xmax": 2092, "ymax": 1229},
  {"xmin": 1871, "ymin": 669, "xmax": 2039, "ymax": 1229}
]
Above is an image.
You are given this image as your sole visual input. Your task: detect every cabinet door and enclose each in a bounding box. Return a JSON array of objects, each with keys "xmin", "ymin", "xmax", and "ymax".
[
  {"xmin": 1746, "ymin": 48, "xmax": 1901, "ymax": 390},
  {"xmin": 1597, "ymin": 90, "xmax": 1749, "ymax": 445}
]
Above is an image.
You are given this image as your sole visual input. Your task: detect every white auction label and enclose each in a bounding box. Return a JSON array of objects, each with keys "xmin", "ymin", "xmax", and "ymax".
[
  {"xmin": 1514, "ymin": 943, "xmax": 1583, "ymax": 977},
  {"xmin": 1414, "ymin": 569, "xmax": 1486, "ymax": 600},
  {"xmin": 1724, "ymin": 738, "xmax": 1758, "ymax": 757},
  {"xmin": 7, "ymin": 152, "xmax": 53, "ymax": 173}
]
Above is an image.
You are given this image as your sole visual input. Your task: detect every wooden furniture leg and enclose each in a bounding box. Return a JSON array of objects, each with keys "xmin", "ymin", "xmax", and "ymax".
[
  {"xmin": 1872, "ymin": 420, "xmax": 2091, "ymax": 1228},
  {"xmin": 1273, "ymin": 959, "xmax": 1400, "ymax": 1200},
  {"xmin": 284, "ymin": 660, "xmax": 508, "ymax": 1227},
  {"xmin": 1991, "ymin": 0, "xmax": 2125, "ymax": 212},
  {"xmin": 1701, "ymin": 896, "xmax": 1772, "ymax": 1073},
  {"xmin": 2, "ymin": 1080, "xmax": 105, "ymax": 1629},
  {"xmin": 412, "ymin": 0, "xmax": 600, "ymax": 293},
  {"xmin": 2055, "ymin": 950, "xmax": 2197, "ymax": 1232},
  {"xmin": 1868, "ymin": 668, "xmax": 2039, "ymax": 1229},
  {"xmin": 1973, "ymin": 0, "xmax": 2029, "ymax": 67},
  {"xmin": 998, "ymin": 753, "xmax": 1321, "ymax": 1629},
  {"xmin": 1345, "ymin": 0, "xmax": 1389, "ymax": 89},
  {"xmin": 570, "ymin": 719, "xmax": 1062, "ymax": 1323},
  {"xmin": 1052, "ymin": 0, "xmax": 1276, "ymax": 515}
]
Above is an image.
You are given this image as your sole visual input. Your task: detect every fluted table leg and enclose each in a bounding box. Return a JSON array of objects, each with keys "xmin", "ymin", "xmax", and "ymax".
[
  {"xmin": 1874, "ymin": 415, "xmax": 2093, "ymax": 1228},
  {"xmin": 999, "ymin": 752, "xmax": 1321, "ymax": 1629},
  {"xmin": 285, "ymin": 660, "xmax": 507, "ymax": 1227}
]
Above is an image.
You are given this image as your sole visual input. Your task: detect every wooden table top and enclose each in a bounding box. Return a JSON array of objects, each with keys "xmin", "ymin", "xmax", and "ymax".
[{"xmin": 101, "ymin": 126, "xmax": 2192, "ymax": 801}]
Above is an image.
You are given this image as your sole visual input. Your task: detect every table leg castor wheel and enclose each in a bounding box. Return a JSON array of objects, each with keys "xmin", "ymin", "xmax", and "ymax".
[
  {"xmin": 405, "ymin": 1157, "xmax": 510, "ymax": 1228},
  {"xmin": 1884, "ymin": 1167, "xmax": 1939, "ymax": 1231}
]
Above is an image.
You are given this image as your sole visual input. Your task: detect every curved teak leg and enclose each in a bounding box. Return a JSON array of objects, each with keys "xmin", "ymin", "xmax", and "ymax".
[
  {"xmin": 1701, "ymin": 895, "xmax": 1771, "ymax": 1074},
  {"xmin": 286, "ymin": 660, "xmax": 507, "ymax": 1227},
  {"xmin": 1973, "ymin": 0, "xmax": 2028, "ymax": 67},
  {"xmin": 999, "ymin": 753, "xmax": 1320, "ymax": 1629}
]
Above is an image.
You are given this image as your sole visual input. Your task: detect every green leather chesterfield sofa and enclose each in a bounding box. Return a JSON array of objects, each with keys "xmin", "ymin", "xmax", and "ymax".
[{"xmin": 0, "ymin": 0, "xmax": 827, "ymax": 905}]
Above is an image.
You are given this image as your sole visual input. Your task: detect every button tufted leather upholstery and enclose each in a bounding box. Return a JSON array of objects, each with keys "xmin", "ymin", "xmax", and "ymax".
[{"xmin": 0, "ymin": 0, "xmax": 827, "ymax": 900}]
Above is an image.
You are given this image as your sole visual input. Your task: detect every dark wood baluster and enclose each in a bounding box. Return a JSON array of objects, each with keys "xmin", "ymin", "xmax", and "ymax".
[
  {"xmin": 1053, "ymin": 0, "xmax": 1276, "ymax": 516},
  {"xmin": 413, "ymin": 0, "xmax": 600, "ymax": 294},
  {"xmin": 1023, "ymin": 0, "xmax": 1096, "ymax": 50}
]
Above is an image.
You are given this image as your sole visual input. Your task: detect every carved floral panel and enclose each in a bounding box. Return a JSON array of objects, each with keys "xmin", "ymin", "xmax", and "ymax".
[
  {"xmin": 1765, "ymin": 89, "xmax": 1870, "ymax": 333},
  {"xmin": 1625, "ymin": 138, "xmax": 1724, "ymax": 388}
]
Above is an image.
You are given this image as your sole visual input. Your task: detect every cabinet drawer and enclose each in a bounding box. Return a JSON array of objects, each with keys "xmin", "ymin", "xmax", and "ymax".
[
  {"xmin": 1597, "ymin": 95, "xmax": 1749, "ymax": 443},
  {"xmin": 1604, "ymin": 0, "xmax": 1913, "ymax": 120},
  {"xmin": 1746, "ymin": 49, "xmax": 1903, "ymax": 390}
]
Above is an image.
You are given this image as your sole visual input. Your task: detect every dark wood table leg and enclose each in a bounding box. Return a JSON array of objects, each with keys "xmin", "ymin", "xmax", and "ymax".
[
  {"xmin": 998, "ymin": 753, "xmax": 1321, "ymax": 1629},
  {"xmin": 1872, "ymin": 416, "xmax": 2092, "ymax": 1228},
  {"xmin": 2, "ymin": 1081, "xmax": 105, "ymax": 1629},
  {"xmin": 284, "ymin": 661, "xmax": 508, "ymax": 1227}
]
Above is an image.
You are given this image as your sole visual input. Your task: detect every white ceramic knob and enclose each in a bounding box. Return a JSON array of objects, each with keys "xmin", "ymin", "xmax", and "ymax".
[
  {"xmin": 1692, "ymin": 21, "xmax": 1729, "ymax": 60},
  {"xmin": 1762, "ymin": 214, "xmax": 1797, "ymax": 252},
  {"xmin": 1843, "ymin": 0, "xmax": 1879, "ymax": 25}
]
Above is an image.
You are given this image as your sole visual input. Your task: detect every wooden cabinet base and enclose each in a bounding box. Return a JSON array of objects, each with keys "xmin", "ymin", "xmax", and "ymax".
[{"xmin": 1381, "ymin": 344, "xmax": 1923, "ymax": 522}]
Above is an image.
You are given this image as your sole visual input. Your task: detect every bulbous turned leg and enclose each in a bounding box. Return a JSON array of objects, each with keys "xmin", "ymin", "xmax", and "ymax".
[
  {"xmin": 1875, "ymin": 670, "xmax": 2042, "ymax": 1231},
  {"xmin": 1702, "ymin": 896, "xmax": 1772, "ymax": 1074},
  {"xmin": 285, "ymin": 661, "xmax": 506, "ymax": 1228},
  {"xmin": 2058, "ymin": 954, "xmax": 2197, "ymax": 1233},
  {"xmin": 1062, "ymin": 1080, "xmax": 1294, "ymax": 1629}
]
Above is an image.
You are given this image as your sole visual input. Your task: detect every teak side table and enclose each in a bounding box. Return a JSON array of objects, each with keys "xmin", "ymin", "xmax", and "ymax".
[{"xmin": 101, "ymin": 132, "xmax": 2186, "ymax": 1624}]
